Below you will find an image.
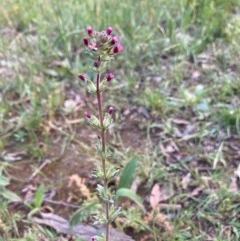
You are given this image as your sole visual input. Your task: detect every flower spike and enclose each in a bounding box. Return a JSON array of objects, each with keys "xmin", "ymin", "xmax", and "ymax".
[{"xmin": 78, "ymin": 26, "xmax": 123, "ymax": 240}]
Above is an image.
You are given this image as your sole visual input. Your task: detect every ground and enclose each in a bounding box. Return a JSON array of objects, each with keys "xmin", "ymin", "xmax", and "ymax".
[{"xmin": 0, "ymin": 0, "xmax": 240, "ymax": 241}]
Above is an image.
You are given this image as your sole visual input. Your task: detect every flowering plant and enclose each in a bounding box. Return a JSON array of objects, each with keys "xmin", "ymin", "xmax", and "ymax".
[{"xmin": 79, "ymin": 26, "xmax": 123, "ymax": 241}]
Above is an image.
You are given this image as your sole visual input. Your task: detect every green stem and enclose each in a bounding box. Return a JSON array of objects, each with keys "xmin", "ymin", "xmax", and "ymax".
[{"xmin": 96, "ymin": 71, "xmax": 110, "ymax": 241}]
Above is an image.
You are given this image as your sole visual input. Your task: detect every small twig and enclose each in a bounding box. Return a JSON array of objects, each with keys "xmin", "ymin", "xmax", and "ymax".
[
  {"xmin": 158, "ymin": 203, "xmax": 182, "ymax": 211},
  {"xmin": 28, "ymin": 159, "xmax": 52, "ymax": 181},
  {"xmin": 44, "ymin": 199, "xmax": 80, "ymax": 209}
]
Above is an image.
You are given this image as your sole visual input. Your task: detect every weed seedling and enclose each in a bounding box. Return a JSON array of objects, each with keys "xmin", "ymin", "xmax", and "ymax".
[{"xmin": 79, "ymin": 26, "xmax": 123, "ymax": 241}]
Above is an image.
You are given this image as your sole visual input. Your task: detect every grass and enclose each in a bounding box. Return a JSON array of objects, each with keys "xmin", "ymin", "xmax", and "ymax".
[{"xmin": 1, "ymin": 0, "xmax": 240, "ymax": 240}]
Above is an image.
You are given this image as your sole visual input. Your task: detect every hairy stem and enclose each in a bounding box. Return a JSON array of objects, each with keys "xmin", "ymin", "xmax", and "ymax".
[{"xmin": 96, "ymin": 71, "xmax": 110, "ymax": 241}]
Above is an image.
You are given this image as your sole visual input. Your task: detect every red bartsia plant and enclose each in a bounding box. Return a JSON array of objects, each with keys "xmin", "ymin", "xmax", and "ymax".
[{"xmin": 79, "ymin": 26, "xmax": 123, "ymax": 241}]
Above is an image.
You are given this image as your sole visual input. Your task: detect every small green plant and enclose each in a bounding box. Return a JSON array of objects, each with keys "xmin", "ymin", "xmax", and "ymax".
[
  {"xmin": 70, "ymin": 157, "xmax": 144, "ymax": 229},
  {"xmin": 79, "ymin": 26, "xmax": 123, "ymax": 241},
  {"xmin": 25, "ymin": 184, "xmax": 45, "ymax": 218},
  {"xmin": 0, "ymin": 203, "xmax": 23, "ymax": 240},
  {"xmin": 218, "ymin": 108, "xmax": 240, "ymax": 134},
  {"xmin": 0, "ymin": 163, "xmax": 21, "ymax": 203}
]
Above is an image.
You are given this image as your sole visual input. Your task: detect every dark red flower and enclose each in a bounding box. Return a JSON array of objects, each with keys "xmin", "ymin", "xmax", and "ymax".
[
  {"xmin": 94, "ymin": 60, "xmax": 100, "ymax": 68},
  {"xmin": 84, "ymin": 111, "xmax": 91, "ymax": 119},
  {"xmin": 106, "ymin": 73, "xmax": 114, "ymax": 82},
  {"xmin": 106, "ymin": 26, "xmax": 113, "ymax": 35},
  {"xmin": 78, "ymin": 74, "xmax": 86, "ymax": 81},
  {"xmin": 111, "ymin": 36, "xmax": 118, "ymax": 45},
  {"xmin": 112, "ymin": 45, "xmax": 123, "ymax": 54},
  {"xmin": 86, "ymin": 26, "xmax": 93, "ymax": 36},
  {"xmin": 108, "ymin": 106, "xmax": 114, "ymax": 115},
  {"xmin": 83, "ymin": 37, "xmax": 89, "ymax": 46}
]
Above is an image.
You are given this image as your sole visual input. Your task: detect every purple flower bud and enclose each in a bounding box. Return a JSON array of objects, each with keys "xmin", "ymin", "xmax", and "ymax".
[
  {"xmin": 83, "ymin": 37, "xmax": 89, "ymax": 46},
  {"xmin": 94, "ymin": 60, "xmax": 100, "ymax": 68},
  {"xmin": 106, "ymin": 26, "xmax": 113, "ymax": 35},
  {"xmin": 108, "ymin": 106, "xmax": 114, "ymax": 115},
  {"xmin": 84, "ymin": 111, "xmax": 91, "ymax": 119},
  {"xmin": 112, "ymin": 45, "xmax": 123, "ymax": 54},
  {"xmin": 91, "ymin": 237, "xmax": 95, "ymax": 241},
  {"xmin": 111, "ymin": 36, "xmax": 118, "ymax": 45},
  {"xmin": 106, "ymin": 73, "xmax": 114, "ymax": 82},
  {"xmin": 78, "ymin": 74, "xmax": 86, "ymax": 82},
  {"xmin": 86, "ymin": 26, "xmax": 93, "ymax": 36}
]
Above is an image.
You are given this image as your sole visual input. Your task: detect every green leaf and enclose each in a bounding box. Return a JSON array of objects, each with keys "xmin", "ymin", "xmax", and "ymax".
[
  {"xmin": 34, "ymin": 184, "xmax": 45, "ymax": 208},
  {"xmin": 43, "ymin": 69, "xmax": 58, "ymax": 77},
  {"xmin": 86, "ymin": 80, "xmax": 97, "ymax": 93},
  {"xmin": 118, "ymin": 156, "xmax": 138, "ymax": 190},
  {"xmin": 0, "ymin": 175, "xmax": 9, "ymax": 186},
  {"xmin": 70, "ymin": 201, "xmax": 100, "ymax": 226},
  {"xmin": 116, "ymin": 188, "xmax": 145, "ymax": 211},
  {"xmin": 0, "ymin": 188, "xmax": 22, "ymax": 202}
]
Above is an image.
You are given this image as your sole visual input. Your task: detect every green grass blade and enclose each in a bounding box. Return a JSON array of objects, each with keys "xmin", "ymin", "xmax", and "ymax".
[
  {"xmin": 0, "ymin": 188, "xmax": 22, "ymax": 202},
  {"xmin": 34, "ymin": 184, "xmax": 45, "ymax": 208}
]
